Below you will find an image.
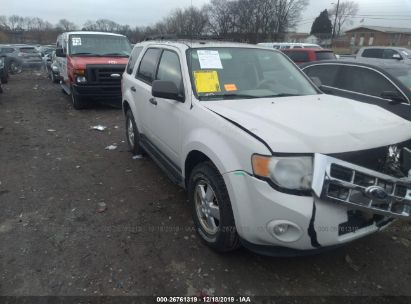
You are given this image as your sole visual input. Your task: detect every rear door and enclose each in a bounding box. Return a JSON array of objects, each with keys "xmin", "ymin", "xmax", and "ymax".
[{"xmin": 133, "ymin": 47, "xmax": 162, "ymax": 139}]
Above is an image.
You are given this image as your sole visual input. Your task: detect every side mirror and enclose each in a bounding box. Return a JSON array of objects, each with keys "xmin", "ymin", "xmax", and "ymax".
[
  {"xmin": 392, "ymin": 54, "xmax": 402, "ymax": 60},
  {"xmin": 55, "ymin": 48, "xmax": 66, "ymax": 58},
  {"xmin": 310, "ymin": 76, "xmax": 322, "ymax": 87},
  {"xmin": 152, "ymin": 80, "xmax": 184, "ymax": 102},
  {"xmin": 381, "ymin": 91, "xmax": 406, "ymax": 104}
]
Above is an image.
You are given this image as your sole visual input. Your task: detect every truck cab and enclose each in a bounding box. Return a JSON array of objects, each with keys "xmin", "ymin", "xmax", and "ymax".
[{"xmin": 56, "ymin": 31, "xmax": 131, "ymax": 109}]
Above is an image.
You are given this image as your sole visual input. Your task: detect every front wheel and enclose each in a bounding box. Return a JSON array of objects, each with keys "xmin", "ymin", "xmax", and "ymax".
[
  {"xmin": 188, "ymin": 162, "xmax": 240, "ymax": 252},
  {"xmin": 71, "ymin": 87, "xmax": 85, "ymax": 110}
]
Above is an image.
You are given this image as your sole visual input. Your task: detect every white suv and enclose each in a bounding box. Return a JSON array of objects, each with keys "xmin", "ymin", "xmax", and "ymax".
[{"xmin": 122, "ymin": 40, "xmax": 411, "ymax": 255}]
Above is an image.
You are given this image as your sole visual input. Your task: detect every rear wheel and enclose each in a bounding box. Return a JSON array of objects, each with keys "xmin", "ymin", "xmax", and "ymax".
[
  {"xmin": 125, "ymin": 109, "xmax": 144, "ymax": 156},
  {"xmin": 71, "ymin": 87, "xmax": 85, "ymax": 110},
  {"xmin": 188, "ymin": 162, "xmax": 240, "ymax": 252}
]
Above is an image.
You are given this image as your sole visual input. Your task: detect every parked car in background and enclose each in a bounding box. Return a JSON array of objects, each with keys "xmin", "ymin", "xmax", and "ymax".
[
  {"xmin": 123, "ymin": 40, "xmax": 411, "ymax": 255},
  {"xmin": 0, "ymin": 44, "xmax": 42, "ymax": 72},
  {"xmin": 46, "ymin": 51, "xmax": 60, "ymax": 83},
  {"xmin": 282, "ymin": 48, "xmax": 337, "ymax": 65},
  {"xmin": 55, "ymin": 31, "xmax": 131, "ymax": 109},
  {"xmin": 301, "ymin": 60, "xmax": 411, "ymax": 120},
  {"xmin": 258, "ymin": 42, "xmax": 322, "ymax": 50},
  {"xmin": 355, "ymin": 46, "xmax": 411, "ymax": 63},
  {"xmin": 0, "ymin": 55, "xmax": 9, "ymax": 84}
]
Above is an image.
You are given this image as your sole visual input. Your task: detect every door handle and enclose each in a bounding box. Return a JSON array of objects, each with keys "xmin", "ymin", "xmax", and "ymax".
[
  {"xmin": 131, "ymin": 86, "xmax": 136, "ymax": 92},
  {"xmin": 149, "ymin": 98, "xmax": 158, "ymax": 106}
]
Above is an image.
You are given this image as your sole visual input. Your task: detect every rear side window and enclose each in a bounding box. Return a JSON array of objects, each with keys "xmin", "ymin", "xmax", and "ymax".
[
  {"xmin": 285, "ymin": 51, "xmax": 309, "ymax": 63},
  {"xmin": 362, "ymin": 48, "xmax": 383, "ymax": 58},
  {"xmin": 303, "ymin": 64, "xmax": 339, "ymax": 86},
  {"xmin": 338, "ymin": 66, "xmax": 400, "ymax": 98},
  {"xmin": 315, "ymin": 52, "xmax": 336, "ymax": 60},
  {"xmin": 2, "ymin": 48, "xmax": 15, "ymax": 54},
  {"xmin": 137, "ymin": 48, "xmax": 162, "ymax": 84},
  {"xmin": 156, "ymin": 50, "xmax": 184, "ymax": 94},
  {"xmin": 126, "ymin": 46, "xmax": 144, "ymax": 75}
]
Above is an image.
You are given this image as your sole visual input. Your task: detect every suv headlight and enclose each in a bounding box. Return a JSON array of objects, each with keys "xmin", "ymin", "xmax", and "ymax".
[{"xmin": 252, "ymin": 155, "xmax": 313, "ymax": 190}]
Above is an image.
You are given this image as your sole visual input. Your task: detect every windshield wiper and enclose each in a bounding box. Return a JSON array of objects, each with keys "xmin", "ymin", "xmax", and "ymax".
[
  {"xmin": 72, "ymin": 52, "xmax": 98, "ymax": 56},
  {"xmin": 102, "ymin": 53, "xmax": 129, "ymax": 57},
  {"xmin": 200, "ymin": 94, "xmax": 257, "ymax": 100},
  {"xmin": 265, "ymin": 93, "xmax": 301, "ymax": 98}
]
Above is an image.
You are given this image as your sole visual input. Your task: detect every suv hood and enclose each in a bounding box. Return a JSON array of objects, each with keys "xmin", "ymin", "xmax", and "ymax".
[{"xmin": 203, "ymin": 94, "xmax": 411, "ymax": 154}]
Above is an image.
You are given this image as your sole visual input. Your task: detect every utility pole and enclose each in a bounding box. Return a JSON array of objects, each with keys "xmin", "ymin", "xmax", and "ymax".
[{"xmin": 332, "ymin": 0, "xmax": 341, "ymax": 47}]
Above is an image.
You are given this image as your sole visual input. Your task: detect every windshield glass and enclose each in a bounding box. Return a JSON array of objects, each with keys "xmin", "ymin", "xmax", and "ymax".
[
  {"xmin": 187, "ymin": 48, "xmax": 318, "ymax": 101},
  {"xmin": 400, "ymin": 48, "xmax": 411, "ymax": 59},
  {"xmin": 69, "ymin": 34, "xmax": 131, "ymax": 57},
  {"xmin": 387, "ymin": 67, "xmax": 411, "ymax": 89},
  {"xmin": 316, "ymin": 51, "xmax": 336, "ymax": 60}
]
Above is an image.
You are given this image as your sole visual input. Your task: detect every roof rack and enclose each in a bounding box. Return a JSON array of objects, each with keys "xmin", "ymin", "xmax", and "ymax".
[{"xmin": 143, "ymin": 34, "xmax": 236, "ymax": 42}]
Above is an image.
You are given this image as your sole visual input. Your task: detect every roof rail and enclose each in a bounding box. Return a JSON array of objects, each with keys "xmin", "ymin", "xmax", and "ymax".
[{"xmin": 143, "ymin": 34, "xmax": 236, "ymax": 42}]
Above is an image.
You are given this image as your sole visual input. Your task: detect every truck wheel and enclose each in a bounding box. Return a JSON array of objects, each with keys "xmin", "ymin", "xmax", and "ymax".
[
  {"xmin": 51, "ymin": 73, "xmax": 58, "ymax": 83},
  {"xmin": 188, "ymin": 162, "xmax": 240, "ymax": 252},
  {"xmin": 126, "ymin": 109, "xmax": 144, "ymax": 156},
  {"xmin": 71, "ymin": 87, "xmax": 85, "ymax": 110}
]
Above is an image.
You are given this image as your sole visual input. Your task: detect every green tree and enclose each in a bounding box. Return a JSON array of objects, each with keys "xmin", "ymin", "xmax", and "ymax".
[{"xmin": 310, "ymin": 9, "xmax": 332, "ymax": 35}]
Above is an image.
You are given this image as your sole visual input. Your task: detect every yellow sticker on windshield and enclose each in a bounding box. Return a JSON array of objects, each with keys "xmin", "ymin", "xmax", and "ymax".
[{"xmin": 194, "ymin": 70, "xmax": 221, "ymax": 93}]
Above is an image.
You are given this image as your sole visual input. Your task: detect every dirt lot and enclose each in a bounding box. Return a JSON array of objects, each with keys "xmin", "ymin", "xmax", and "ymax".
[{"xmin": 0, "ymin": 71, "xmax": 411, "ymax": 298}]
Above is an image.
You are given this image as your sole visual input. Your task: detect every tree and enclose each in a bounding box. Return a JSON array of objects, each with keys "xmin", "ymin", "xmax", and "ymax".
[
  {"xmin": 310, "ymin": 9, "xmax": 332, "ymax": 36},
  {"xmin": 329, "ymin": 1, "xmax": 359, "ymax": 37},
  {"xmin": 56, "ymin": 19, "xmax": 77, "ymax": 32}
]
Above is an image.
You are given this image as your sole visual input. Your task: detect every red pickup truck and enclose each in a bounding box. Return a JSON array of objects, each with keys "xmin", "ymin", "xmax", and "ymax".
[{"xmin": 55, "ymin": 31, "xmax": 131, "ymax": 109}]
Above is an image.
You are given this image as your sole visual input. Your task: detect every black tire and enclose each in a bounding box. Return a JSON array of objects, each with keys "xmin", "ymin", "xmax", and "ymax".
[
  {"xmin": 188, "ymin": 161, "xmax": 240, "ymax": 252},
  {"xmin": 71, "ymin": 87, "xmax": 85, "ymax": 110},
  {"xmin": 1, "ymin": 76, "xmax": 7, "ymax": 84},
  {"xmin": 51, "ymin": 72, "xmax": 59, "ymax": 83},
  {"xmin": 9, "ymin": 61, "xmax": 21, "ymax": 75},
  {"xmin": 125, "ymin": 109, "xmax": 144, "ymax": 156}
]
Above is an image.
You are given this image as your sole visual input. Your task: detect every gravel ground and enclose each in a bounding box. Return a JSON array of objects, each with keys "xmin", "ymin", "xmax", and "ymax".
[{"xmin": 0, "ymin": 71, "xmax": 411, "ymax": 299}]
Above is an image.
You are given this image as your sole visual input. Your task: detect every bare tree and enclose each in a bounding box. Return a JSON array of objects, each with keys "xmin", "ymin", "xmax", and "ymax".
[
  {"xmin": 57, "ymin": 19, "xmax": 77, "ymax": 32},
  {"xmin": 329, "ymin": 1, "xmax": 359, "ymax": 37}
]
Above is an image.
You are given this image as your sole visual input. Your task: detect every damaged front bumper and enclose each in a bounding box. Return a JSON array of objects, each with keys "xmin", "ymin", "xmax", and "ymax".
[
  {"xmin": 312, "ymin": 153, "xmax": 411, "ymax": 219},
  {"xmin": 224, "ymin": 153, "xmax": 410, "ymax": 256}
]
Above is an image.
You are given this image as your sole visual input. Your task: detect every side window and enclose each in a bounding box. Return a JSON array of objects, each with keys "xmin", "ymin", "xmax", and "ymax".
[
  {"xmin": 303, "ymin": 65, "xmax": 339, "ymax": 87},
  {"xmin": 383, "ymin": 49, "xmax": 400, "ymax": 59},
  {"xmin": 137, "ymin": 48, "xmax": 162, "ymax": 84},
  {"xmin": 338, "ymin": 66, "xmax": 400, "ymax": 98},
  {"xmin": 156, "ymin": 50, "xmax": 183, "ymax": 94},
  {"xmin": 362, "ymin": 48, "xmax": 383, "ymax": 58},
  {"xmin": 126, "ymin": 46, "xmax": 143, "ymax": 75}
]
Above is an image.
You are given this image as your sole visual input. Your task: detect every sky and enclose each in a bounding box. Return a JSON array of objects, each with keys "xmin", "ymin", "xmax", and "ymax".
[{"xmin": 1, "ymin": 0, "xmax": 411, "ymax": 33}]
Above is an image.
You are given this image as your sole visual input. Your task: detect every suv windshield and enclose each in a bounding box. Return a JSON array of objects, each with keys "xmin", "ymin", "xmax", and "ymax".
[
  {"xmin": 187, "ymin": 48, "xmax": 318, "ymax": 101},
  {"xmin": 69, "ymin": 34, "xmax": 131, "ymax": 57}
]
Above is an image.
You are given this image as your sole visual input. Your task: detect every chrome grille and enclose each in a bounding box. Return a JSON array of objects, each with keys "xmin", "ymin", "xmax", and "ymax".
[{"xmin": 312, "ymin": 154, "xmax": 411, "ymax": 219}]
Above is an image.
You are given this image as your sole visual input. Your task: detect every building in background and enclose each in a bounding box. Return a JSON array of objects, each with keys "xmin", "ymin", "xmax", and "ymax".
[{"xmin": 345, "ymin": 26, "xmax": 411, "ymax": 48}]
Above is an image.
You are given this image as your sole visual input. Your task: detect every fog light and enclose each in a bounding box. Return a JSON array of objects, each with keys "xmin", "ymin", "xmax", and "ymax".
[
  {"xmin": 267, "ymin": 220, "xmax": 303, "ymax": 243},
  {"xmin": 273, "ymin": 224, "xmax": 289, "ymax": 236},
  {"xmin": 76, "ymin": 76, "xmax": 87, "ymax": 84}
]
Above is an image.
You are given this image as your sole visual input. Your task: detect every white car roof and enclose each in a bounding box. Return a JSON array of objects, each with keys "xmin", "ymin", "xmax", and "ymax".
[
  {"xmin": 137, "ymin": 40, "xmax": 276, "ymax": 50},
  {"xmin": 63, "ymin": 31, "xmax": 126, "ymax": 37}
]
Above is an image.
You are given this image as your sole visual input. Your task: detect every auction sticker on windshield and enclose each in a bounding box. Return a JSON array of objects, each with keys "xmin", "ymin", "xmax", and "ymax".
[
  {"xmin": 72, "ymin": 38, "xmax": 82, "ymax": 46},
  {"xmin": 194, "ymin": 70, "xmax": 221, "ymax": 93},
  {"xmin": 197, "ymin": 50, "xmax": 223, "ymax": 69}
]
